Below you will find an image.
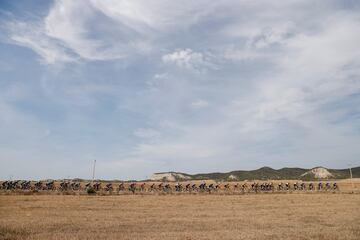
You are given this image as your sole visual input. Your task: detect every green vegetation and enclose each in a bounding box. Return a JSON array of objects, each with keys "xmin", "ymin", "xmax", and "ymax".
[{"xmin": 86, "ymin": 187, "xmax": 96, "ymax": 194}]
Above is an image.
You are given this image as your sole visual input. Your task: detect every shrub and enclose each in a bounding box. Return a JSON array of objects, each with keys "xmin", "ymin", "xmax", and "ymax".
[{"xmin": 87, "ymin": 187, "xmax": 96, "ymax": 195}]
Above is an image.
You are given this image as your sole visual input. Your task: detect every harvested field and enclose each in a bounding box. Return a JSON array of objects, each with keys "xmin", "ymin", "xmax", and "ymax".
[{"xmin": 0, "ymin": 193, "xmax": 359, "ymax": 240}]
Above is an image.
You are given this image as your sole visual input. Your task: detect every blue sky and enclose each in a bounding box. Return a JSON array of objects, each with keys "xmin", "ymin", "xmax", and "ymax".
[{"xmin": 0, "ymin": 0, "xmax": 360, "ymax": 180}]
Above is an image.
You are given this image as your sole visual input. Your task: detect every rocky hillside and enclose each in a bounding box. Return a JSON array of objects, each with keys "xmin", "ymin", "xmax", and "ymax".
[
  {"xmin": 149, "ymin": 172, "xmax": 192, "ymax": 182},
  {"xmin": 147, "ymin": 167, "xmax": 360, "ymax": 181},
  {"xmin": 300, "ymin": 167, "xmax": 333, "ymax": 179}
]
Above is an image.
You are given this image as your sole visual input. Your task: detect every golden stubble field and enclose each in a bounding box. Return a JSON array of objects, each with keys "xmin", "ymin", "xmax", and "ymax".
[{"xmin": 0, "ymin": 193, "xmax": 359, "ymax": 240}]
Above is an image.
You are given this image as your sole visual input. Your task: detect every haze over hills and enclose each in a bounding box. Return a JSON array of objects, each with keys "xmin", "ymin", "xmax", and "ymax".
[{"xmin": 149, "ymin": 166, "xmax": 360, "ymax": 182}]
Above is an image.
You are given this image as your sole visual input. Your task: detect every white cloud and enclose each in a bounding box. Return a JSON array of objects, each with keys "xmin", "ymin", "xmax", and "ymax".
[
  {"xmin": 134, "ymin": 142, "xmax": 224, "ymax": 161},
  {"xmin": 154, "ymin": 73, "xmax": 169, "ymax": 79},
  {"xmin": 6, "ymin": 0, "xmax": 142, "ymax": 63},
  {"xmin": 251, "ymin": 22, "xmax": 295, "ymax": 49},
  {"xmin": 8, "ymin": 22, "xmax": 75, "ymax": 64},
  {"xmin": 220, "ymin": 14, "xmax": 360, "ymax": 134},
  {"xmin": 134, "ymin": 128, "xmax": 160, "ymax": 139},
  {"xmin": 162, "ymin": 48, "xmax": 213, "ymax": 71},
  {"xmin": 89, "ymin": 0, "xmax": 217, "ymax": 31},
  {"xmin": 4, "ymin": 0, "xmax": 219, "ymax": 64},
  {"xmin": 191, "ymin": 99, "xmax": 209, "ymax": 109},
  {"xmin": 223, "ymin": 47, "xmax": 265, "ymax": 61},
  {"xmin": 43, "ymin": 0, "xmax": 141, "ymax": 61},
  {"xmin": 146, "ymin": 73, "xmax": 169, "ymax": 89},
  {"xmin": 279, "ymin": 15, "xmax": 360, "ymax": 82}
]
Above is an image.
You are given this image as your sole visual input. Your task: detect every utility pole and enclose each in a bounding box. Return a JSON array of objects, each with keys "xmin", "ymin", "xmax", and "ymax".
[
  {"xmin": 349, "ymin": 164, "xmax": 354, "ymax": 190},
  {"xmin": 92, "ymin": 159, "xmax": 96, "ymax": 183}
]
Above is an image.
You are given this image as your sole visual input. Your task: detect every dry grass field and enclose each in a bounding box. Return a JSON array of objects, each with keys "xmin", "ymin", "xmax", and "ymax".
[{"xmin": 0, "ymin": 193, "xmax": 359, "ymax": 240}]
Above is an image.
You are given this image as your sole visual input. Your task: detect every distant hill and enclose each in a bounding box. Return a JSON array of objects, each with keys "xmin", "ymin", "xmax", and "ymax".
[
  {"xmin": 148, "ymin": 166, "xmax": 360, "ymax": 181},
  {"xmin": 149, "ymin": 172, "xmax": 192, "ymax": 182}
]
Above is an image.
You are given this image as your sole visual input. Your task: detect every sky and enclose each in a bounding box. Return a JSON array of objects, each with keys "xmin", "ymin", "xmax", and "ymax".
[{"xmin": 0, "ymin": 0, "xmax": 359, "ymax": 180}]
